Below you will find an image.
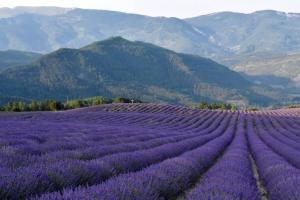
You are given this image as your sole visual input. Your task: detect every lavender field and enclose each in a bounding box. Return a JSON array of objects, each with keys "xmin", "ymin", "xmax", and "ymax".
[{"xmin": 1, "ymin": 103, "xmax": 300, "ymax": 200}]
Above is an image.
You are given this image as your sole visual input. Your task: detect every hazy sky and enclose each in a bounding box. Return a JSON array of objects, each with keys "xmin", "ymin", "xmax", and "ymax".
[{"xmin": 1, "ymin": 0, "xmax": 300, "ymax": 18}]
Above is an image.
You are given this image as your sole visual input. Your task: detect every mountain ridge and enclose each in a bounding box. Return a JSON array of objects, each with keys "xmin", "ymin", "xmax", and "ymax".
[
  {"xmin": 0, "ymin": 37, "xmax": 282, "ymax": 106},
  {"xmin": 4, "ymin": 7, "xmax": 300, "ymax": 58},
  {"xmin": 0, "ymin": 6, "xmax": 74, "ymax": 18},
  {"xmin": 0, "ymin": 7, "xmax": 299, "ymax": 102},
  {"xmin": 1, "ymin": 7, "xmax": 300, "ymax": 60},
  {"xmin": 1, "ymin": 6, "xmax": 299, "ymax": 19}
]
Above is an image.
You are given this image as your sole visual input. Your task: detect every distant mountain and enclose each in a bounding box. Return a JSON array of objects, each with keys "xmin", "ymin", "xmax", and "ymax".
[
  {"xmin": 0, "ymin": 8, "xmax": 223, "ymax": 57},
  {"xmin": 186, "ymin": 10, "xmax": 300, "ymax": 57},
  {"xmin": 221, "ymin": 52, "xmax": 300, "ymax": 91},
  {"xmin": 0, "ymin": 37, "xmax": 282, "ymax": 106},
  {"xmin": 0, "ymin": 6, "xmax": 73, "ymax": 18},
  {"xmin": 186, "ymin": 10, "xmax": 300, "ymax": 97},
  {"xmin": 1, "ymin": 7, "xmax": 300, "ymax": 60},
  {"xmin": 0, "ymin": 50, "xmax": 41, "ymax": 71}
]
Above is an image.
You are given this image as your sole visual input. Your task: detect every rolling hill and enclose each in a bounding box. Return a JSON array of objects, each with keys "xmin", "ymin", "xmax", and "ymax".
[
  {"xmin": 0, "ymin": 50, "xmax": 41, "ymax": 71},
  {"xmin": 0, "ymin": 37, "xmax": 282, "ymax": 106},
  {"xmin": 220, "ymin": 52, "xmax": 300, "ymax": 95}
]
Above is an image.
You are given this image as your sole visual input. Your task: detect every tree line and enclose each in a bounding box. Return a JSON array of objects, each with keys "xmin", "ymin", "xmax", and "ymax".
[
  {"xmin": 195, "ymin": 102, "xmax": 238, "ymax": 110},
  {"xmin": 0, "ymin": 96, "xmax": 142, "ymax": 112}
]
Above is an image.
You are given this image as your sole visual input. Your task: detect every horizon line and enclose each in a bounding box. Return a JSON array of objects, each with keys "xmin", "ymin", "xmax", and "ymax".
[{"xmin": 0, "ymin": 6, "xmax": 299, "ymax": 19}]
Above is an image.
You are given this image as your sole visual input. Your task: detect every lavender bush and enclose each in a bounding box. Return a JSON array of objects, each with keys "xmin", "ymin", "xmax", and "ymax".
[{"xmin": 0, "ymin": 104, "xmax": 299, "ymax": 200}]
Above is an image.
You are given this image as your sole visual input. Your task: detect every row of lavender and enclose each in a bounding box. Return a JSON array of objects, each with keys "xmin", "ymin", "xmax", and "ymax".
[
  {"xmin": 0, "ymin": 105, "xmax": 229, "ymax": 199},
  {"xmin": 32, "ymin": 106, "xmax": 300, "ymax": 200},
  {"xmin": 0, "ymin": 104, "xmax": 300, "ymax": 199}
]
